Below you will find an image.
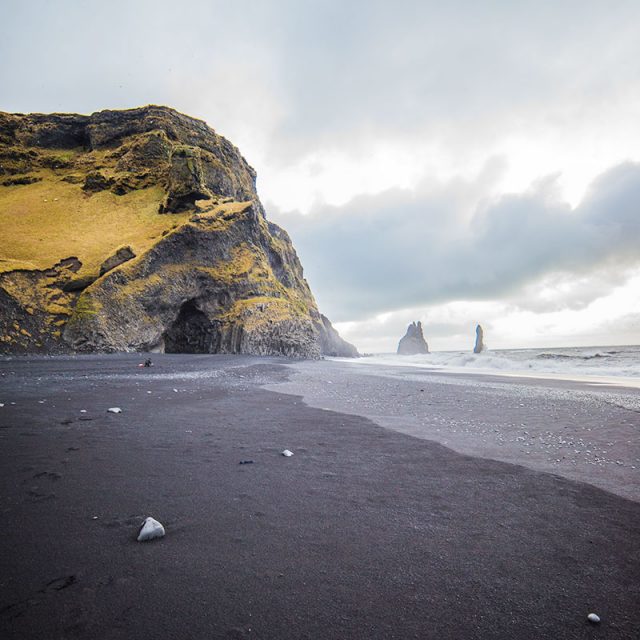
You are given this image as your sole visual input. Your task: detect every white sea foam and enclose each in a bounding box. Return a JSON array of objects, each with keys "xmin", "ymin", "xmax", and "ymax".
[{"xmin": 334, "ymin": 345, "xmax": 640, "ymax": 388}]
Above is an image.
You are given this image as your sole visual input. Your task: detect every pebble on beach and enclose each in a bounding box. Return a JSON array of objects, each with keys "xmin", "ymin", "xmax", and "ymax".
[
  {"xmin": 282, "ymin": 449, "xmax": 294, "ymax": 457},
  {"xmin": 107, "ymin": 407, "xmax": 122, "ymax": 414},
  {"xmin": 587, "ymin": 613, "xmax": 601, "ymax": 624},
  {"xmin": 137, "ymin": 517, "xmax": 165, "ymax": 542}
]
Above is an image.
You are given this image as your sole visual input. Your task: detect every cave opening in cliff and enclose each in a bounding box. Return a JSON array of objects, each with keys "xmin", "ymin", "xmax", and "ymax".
[{"xmin": 163, "ymin": 300, "xmax": 219, "ymax": 353}]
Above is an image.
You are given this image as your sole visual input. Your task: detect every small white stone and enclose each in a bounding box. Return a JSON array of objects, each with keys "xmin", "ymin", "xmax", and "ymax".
[
  {"xmin": 282, "ymin": 449, "xmax": 294, "ymax": 457},
  {"xmin": 137, "ymin": 517, "xmax": 165, "ymax": 542},
  {"xmin": 173, "ymin": 388, "xmax": 178, "ymax": 393},
  {"xmin": 107, "ymin": 407, "xmax": 122, "ymax": 414},
  {"xmin": 0, "ymin": 404, "xmax": 4, "ymax": 408},
  {"xmin": 80, "ymin": 409, "xmax": 87, "ymax": 413},
  {"xmin": 587, "ymin": 613, "xmax": 600, "ymax": 624}
]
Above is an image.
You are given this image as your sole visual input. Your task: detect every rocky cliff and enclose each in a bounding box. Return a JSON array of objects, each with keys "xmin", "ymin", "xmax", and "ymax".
[
  {"xmin": 397, "ymin": 321, "xmax": 429, "ymax": 355},
  {"xmin": 0, "ymin": 106, "xmax": 357, "ymax": 357}
]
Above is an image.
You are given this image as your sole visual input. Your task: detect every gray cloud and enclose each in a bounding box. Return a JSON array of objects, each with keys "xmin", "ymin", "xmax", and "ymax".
[
  {"xmin": 231, "ymin": 0, "xmax": 640, "ymax": 166},
  {"xmin": 2, "ymin": 1, "xmax": 640, "ymax": 166},
  {"xmin": 272, "ymin": 161, "xmax": 640, "ymax": 321},
  {"xmin": 507, "ymin": 268, "xmax": 629, "ymax": 314}
]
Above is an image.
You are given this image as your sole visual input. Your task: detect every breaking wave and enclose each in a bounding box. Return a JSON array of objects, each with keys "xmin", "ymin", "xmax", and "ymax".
[
  {"xmin": 342, "ymin": 345, "xmax": 640, "ymax": 384},
  {"xmin": 535, "ymin": 352, "xmax": 612, "ymax": 361}
]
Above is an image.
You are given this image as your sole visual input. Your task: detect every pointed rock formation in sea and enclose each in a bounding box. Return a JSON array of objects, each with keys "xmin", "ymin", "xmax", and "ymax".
[
  {"xmin": 473, "ymin": 324, "xmax": 484, "ymax": 354},
  {"xmin": 0, "ymin": 106, "xmax": 358, "ymax": 358},
  {"xmin": 397, "ymin": 321, "xmax": 429, "ymax": 355}
]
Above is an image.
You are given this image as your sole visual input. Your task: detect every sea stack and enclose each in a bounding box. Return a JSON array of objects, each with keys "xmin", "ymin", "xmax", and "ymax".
[
  {"xmin": 0, "ymin": 106, "xmax": 358, "ymax": 358},
  {"xmin": 473, "ymin": 324, "xmax": 484, "ymax": 354},
  {"xmin": 397, "ymin": 321, "xmax": 429, "ymax": 355}
]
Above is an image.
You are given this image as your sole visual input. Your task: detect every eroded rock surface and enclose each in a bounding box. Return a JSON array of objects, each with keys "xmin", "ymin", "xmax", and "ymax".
[
  {"xmin": 99, "ymin": 246, "xmax": 136, "ymax": 276},
  {"xmin": 317, "ymin": 314, "xmax": 359, "ymax": 358},
  {"xmin": 473, "ymin": 324, "xmax": 484, "ymax": 354},
  {"xmin": 397, "ymin": 321, "xmax": 429, "ymax": 355}
]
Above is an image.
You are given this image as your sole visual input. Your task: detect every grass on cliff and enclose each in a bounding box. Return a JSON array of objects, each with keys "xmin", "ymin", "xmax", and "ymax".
[{"xmin": 0, "ymin": 173, "xmax": 191, "ymax": 277}]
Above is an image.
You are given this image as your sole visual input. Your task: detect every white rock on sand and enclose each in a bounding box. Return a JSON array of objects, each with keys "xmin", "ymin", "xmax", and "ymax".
[
  {"xmin": 587, "ymin": 613, "xmax": 601, "ymax": 624},
  {"xmin": 107, "ymin": 407, "xmax": 122, "ymax": 414},
  {"xmin": 282, "ymin": 449, "xmax": 294, "ymax": 457},
  {"xmin": 137, "ymin": 517, "xmax": 165, "ymax": 542}
]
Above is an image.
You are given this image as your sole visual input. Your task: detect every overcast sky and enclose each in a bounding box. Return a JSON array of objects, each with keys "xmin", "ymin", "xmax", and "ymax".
[{"xmin": 2, "ymin": 0, "xmax": 640, "ymax": 351}]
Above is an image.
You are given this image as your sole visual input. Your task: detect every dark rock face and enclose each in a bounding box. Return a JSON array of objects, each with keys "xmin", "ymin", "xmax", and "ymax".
[
  {"xmin": 397, "ymin": 321, "xmax": 429, "ymax": 355},
  {"xmin": 1, "ymin": 175, "xmax": 41, "ymax": 186},
  {"xmin": 62, "ymin": 204, "xmax": 358, "ymax": 357},
  {"xmin": 318, "ymin": 314, "xmax": 359, "ymax": 357},
  {"xmin": 83, "ymin": 171, "xmax": 114, "ymax": 193},
  {"xmin": 0, "ymin": 106, "xmax": 357, "ymax": 358},
  {"xmin": 162, "ymin": 146, "xmax": 212, "ymax": 213},
  {"xmin": 99, "ymin": 246, "xmax": 136, "ymax": 276},
  {"xmin": 1, "ymin": 112, "xmax": 88, "ymax": 149},
  {"xmin": 0, "ymin": 106, "xmax": 259, "ymax": 206},
  {"xmin": 164, "ymin": 300, "xmax": 217, "ymax": 353},
  {"xmin": 473, "ymin": 324, "xmax": 484, "ymax": 354},
  {"xmin": 0, "ymin": 258, "xmax": 83, "ymax": 353}
]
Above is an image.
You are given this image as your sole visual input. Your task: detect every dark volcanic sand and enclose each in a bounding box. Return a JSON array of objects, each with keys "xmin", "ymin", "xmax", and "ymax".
[{"xmin": 0, "ymin": 354, "xmax": 638, "ymax": 639}]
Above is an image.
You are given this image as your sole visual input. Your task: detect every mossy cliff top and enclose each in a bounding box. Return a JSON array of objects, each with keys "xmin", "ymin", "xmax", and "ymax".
[{"xmin": 0, "ymin": 106, "xmax": 357, "ymax": 357}]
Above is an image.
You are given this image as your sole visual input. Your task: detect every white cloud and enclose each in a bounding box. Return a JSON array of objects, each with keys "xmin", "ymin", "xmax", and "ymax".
[{"xmin": 273, "ymin": 161, "xmax": 640, "ymax": 349}]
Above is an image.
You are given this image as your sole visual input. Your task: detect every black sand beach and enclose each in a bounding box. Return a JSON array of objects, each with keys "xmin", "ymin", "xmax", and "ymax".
[
  {"xmin": 267, "ymin": 360, "xmax": 640, "ymax": 502},
  {"xmin": 1, "ymin": 354, "xmax": 639, "ymax": 639}
]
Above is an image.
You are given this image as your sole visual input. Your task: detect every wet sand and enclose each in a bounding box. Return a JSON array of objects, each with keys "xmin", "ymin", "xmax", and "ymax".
[
  {"xmin": 266, "ymin": 359, "xmax": 640, "ymax": 502},
  {"xmin": 0, "ymin": 354, "xmax": 639, "ymax": 639}
]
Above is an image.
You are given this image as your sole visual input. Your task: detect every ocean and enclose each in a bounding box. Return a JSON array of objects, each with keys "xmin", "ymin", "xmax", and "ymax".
[{"xmin": 339, "ymin": 344, "xmax": 640, "ymax": 387}]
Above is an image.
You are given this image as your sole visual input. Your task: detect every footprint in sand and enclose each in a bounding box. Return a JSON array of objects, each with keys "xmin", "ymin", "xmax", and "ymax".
[
  {"xmin": 33, "ymin": 471, "xmax": 62, "ymax": 481},
  {"xmin": 43, "ymin": 575, "xmax": 76, "ymax": 592},
  {"xmin": 27, "ymin": 488, "xmax": 56, "ymax": 502},
  {"xmin": 0, "ymin": 575, "xmax": 77, "ymax": 621}
]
